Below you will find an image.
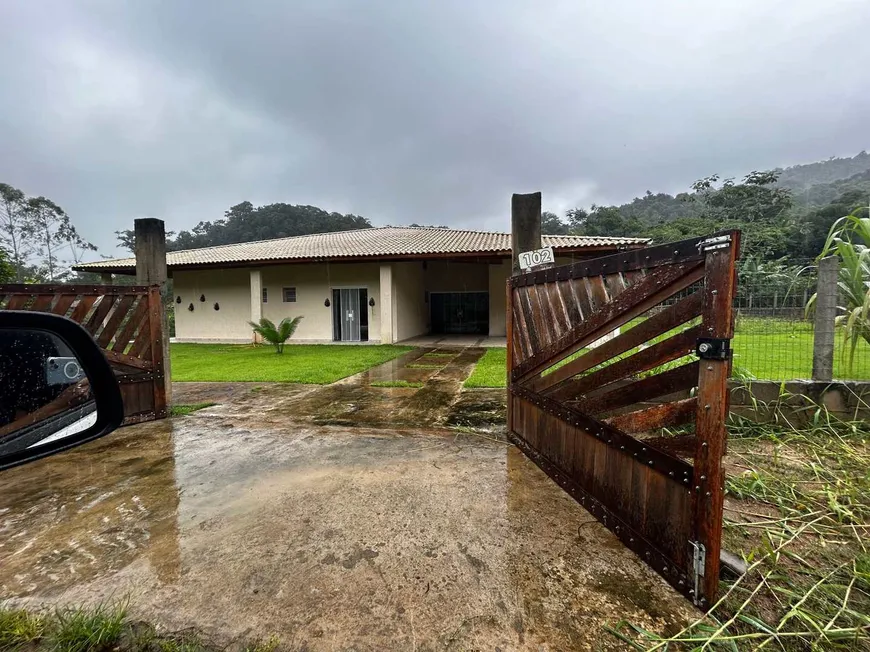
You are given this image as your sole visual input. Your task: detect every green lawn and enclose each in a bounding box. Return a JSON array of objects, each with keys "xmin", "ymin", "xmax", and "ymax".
[
  {"xmin": 464, "ymin": 348, "xmax": 507, "ymax": 388},
  {"xmin": 462, "ymin": 320, "xmax": 870, "ymax": 388},
  {"xmin": 171, "ymin": 343, "xmax": 413, "ymax": 384}
]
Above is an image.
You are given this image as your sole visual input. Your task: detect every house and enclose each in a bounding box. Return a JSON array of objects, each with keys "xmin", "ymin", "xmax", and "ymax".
[{"xmin": 74, "ymin": 226, "xmax": 648, "ymax": 344}]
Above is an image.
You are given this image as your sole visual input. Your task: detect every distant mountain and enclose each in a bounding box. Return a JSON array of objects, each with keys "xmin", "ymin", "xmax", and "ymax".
[{"xmin": 775, "ymin": 151, "xmax": 870, "ymax": 192}]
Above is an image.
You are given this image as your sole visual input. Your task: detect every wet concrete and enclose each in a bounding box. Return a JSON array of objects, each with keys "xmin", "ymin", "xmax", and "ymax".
[{"xmin": 1, "ymin": 349, "xmax": 693, "ymax": 650}]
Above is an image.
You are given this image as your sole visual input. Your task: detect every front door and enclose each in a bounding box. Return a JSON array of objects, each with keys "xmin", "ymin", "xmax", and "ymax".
[{"xmin": 332, "ymin": 288, "xmax": 369, "ymax": 342}]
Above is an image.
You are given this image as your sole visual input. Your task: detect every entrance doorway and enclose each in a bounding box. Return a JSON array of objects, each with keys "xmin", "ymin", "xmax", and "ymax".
[
  {"xmin": 332, "ymin": 288, "xmax": 369, "ymax": 342},
  {"xmin": 430, "ymin": 292, "xmax": 488, "ymax": 335}
]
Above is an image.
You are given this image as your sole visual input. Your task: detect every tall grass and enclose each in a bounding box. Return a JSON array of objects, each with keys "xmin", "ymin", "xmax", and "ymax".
[{"xmin": 608, "ymin": 391, "xmax": 870, "ymax": 650}]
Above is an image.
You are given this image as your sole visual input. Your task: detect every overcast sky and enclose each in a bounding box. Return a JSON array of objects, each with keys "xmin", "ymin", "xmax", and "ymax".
[{"xmin": 1, "ymin": 0, "xmax": 868, "ymax": 258}]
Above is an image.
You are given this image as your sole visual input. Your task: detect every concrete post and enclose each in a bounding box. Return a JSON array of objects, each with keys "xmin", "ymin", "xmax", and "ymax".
[
  {"xmin": 100, "ymin": 272, "xmax": 113, "ymax": 285},
  {"xmin": 511, "ymin": 192, "xmax": 542, "ymax": 275},
  {"xmin": 135, "ymin": 218, "xmax": 171, "ymax": 403},
  {"xmin": 380, "ymin": 263, "xmax": 394, "ymax": 343},
  {"xmin": 812, "ymin": 256, "xmax": 839, "ymax": 381},
  {"xmin": 250, "ymin": 269, "xmax": 262, "ymax": 342}
]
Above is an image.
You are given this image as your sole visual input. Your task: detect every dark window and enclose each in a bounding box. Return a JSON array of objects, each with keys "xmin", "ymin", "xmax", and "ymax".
[
  {"xmin": 262, "ymin": 288, "xmax": 268, "ymax": 303},
  {"xmin": 283, "ymin": 287, "xmax": 297, "ymax": 303}
]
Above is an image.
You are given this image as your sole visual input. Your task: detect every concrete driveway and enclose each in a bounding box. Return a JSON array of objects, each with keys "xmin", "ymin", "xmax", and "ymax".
[{"xmin": 0, "ymin": 349, "xmax": 692, "ymax": 650}]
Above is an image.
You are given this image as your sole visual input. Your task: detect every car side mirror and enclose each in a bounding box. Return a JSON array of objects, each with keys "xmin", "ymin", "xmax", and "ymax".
[{"xmin": 0, "ymin": 311, "xmax": 124, "ymax": 471}]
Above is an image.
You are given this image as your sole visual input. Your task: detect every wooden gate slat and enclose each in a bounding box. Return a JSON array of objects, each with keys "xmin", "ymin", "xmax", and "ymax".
[
  {"xmin": 84, "ymin": 295, "xmax": 118, "ymax": 335},
  {"xmin": 575, "ymin": 361, "xmax": 700, "ymax": 416},
  {"xmin": 51, "ymin": 294, "xmax": 78, "ymax": 317},
  {"xmin": 4, "ymin": 295, "xmax": 31, "ymax": 310},
  {"xmin": 531, "ymin": 291, "xmax": 705, "ymax": 392},
  {"xmin": 515, "ymin": 262, "xmax": 705, "ymax": 382},
  {"xmin": 111, "ymin": 298, "xmax": 149, "ymax": 353},
  {"xmin": 604, "ymin": 398, "xmax": 697, "ymax": 435},
  {"xmin": 69, "ymin": 295, "xmax": 98, "ymax": 323},
  {"xmin": 29, "ymin": 294, "xmax": 55, "ymax": 311},
  {"xmin": 97, "ymin": 295, "xmax": 135, "ymax": 348},
  {"xmin": 546, "ymin": 325, "xmax": 702, "ymax": 402}
]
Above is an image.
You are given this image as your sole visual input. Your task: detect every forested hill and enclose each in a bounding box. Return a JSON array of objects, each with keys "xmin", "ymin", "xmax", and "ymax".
[
  {"xmin": 116, "ymin": 201, "xmax": 372, "ymax": 252},
  {"xmin": 775, "ymin": 151, "xmax": 870, "ymax": 192},
  {"xmin": 543, "ymin": 151, "xmax": 870, "ymax": 262}
]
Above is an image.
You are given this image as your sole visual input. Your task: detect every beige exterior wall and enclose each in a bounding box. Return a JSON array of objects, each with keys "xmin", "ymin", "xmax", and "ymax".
[
  {"xmin": 487, "ymin": 260, "xmax": 510, "ymax": 336},
  {"xmin": 173, "ymin": 269, "xmax": 253, "ymax": 341},
  {"xmin": 424, "ymin": 261, "xmax": 488, "ymax": 293},
  {"xmin": 393, "ymin": 262, "xmax": 427, "ymax": 341},
  {"xmin": 262, "ymin": 262, "xmax": 382, "ymax": 342},
  {"xmin": 174, "ymin": 255, "xmax": 596, "ymax": 343}
]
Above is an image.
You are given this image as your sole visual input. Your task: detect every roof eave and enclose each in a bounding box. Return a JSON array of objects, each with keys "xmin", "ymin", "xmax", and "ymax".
[{"xmin": 73, "ymin": 240, "xmax": 651, "ymax": 276}]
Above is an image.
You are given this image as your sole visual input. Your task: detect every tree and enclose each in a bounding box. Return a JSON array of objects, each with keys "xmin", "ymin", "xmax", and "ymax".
[
  {"xmin": 0, "ymin": 247, "xmax": 14, "ymax": 282},
  {"xmin": 0, "ymin": 183, "xmax": 32, "ymax": 281},
  {"xmin": 116, "ymin": 201, "xmax": 371, "ymax": 253},
  {"xmin": 541, "ymin": 211, "xmax": 570, "ymax": 235},
  {"xmin": 566, "ymin": 205, "xmax": 642, "ymax": 237},
  {"xmin": 24, "ymin": 196, "xmax": 96, "ymax": 281},
  {"xmin": 248, "ymin": 316, "xmax": 304, "ymax": 353}
]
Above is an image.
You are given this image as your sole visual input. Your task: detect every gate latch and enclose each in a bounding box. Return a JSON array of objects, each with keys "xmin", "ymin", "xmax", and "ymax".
[
  {"xmin": 696, "ymin": 337, "xmax": 730, "ymax": 360},
  {"xmin": 691, "ymin": 541, "xmax": 706, "ymax": 606}
]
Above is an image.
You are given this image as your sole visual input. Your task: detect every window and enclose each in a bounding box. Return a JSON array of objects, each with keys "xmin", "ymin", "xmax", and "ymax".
[
  {"xmin": 262, "ymin": 288, "xmax": 268, "ymax": 303},
  {"xmin": 282, "ymin": 287, "xmax": 297, "ymax": 303}
]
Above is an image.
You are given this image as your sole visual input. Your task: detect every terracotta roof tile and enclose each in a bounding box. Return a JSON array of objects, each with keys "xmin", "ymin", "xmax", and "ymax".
[{"xmin": 74, "ymin": 226, "xmax": 648, "ymax": 271}]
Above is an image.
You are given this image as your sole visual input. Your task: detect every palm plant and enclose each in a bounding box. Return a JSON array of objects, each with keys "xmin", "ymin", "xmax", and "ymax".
[
  {"xmin": 248, "ymin": 316, "xmax": 303, "ymax": 353},
  {"xmin": 812, "ymin": 208, "xmax": 870, "ymax": 363}
]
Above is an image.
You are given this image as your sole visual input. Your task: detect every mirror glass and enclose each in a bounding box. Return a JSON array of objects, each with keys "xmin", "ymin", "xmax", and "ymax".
[{"xmin": 0, "ymin": 328, "xmax": 97, "ymax": 456}]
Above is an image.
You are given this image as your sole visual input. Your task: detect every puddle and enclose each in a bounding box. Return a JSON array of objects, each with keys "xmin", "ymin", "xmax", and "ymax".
[{"xmin": 0, "ymin": 360, "xmax": 693, "ymax": 649}]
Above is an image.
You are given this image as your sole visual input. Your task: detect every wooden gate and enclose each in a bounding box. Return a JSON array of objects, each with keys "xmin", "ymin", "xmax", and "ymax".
[
  {"xmin": 507, "ymin": 231, "xmax": 739, "ymax": 608},
  {"xmin": 0, "ymin": 284, "xmax": 167, "ymax": 424}
]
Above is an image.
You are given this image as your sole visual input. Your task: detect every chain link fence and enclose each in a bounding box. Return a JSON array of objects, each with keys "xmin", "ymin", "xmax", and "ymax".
[{"xmin": 732, "ymin": 260, "xmax": 870, "ymax": 381}]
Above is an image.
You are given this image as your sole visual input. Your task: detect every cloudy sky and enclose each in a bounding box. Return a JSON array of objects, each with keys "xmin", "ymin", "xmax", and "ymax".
[{"xmin": 1, "ymin": 0, "xmax": 868, "ymax": 257}]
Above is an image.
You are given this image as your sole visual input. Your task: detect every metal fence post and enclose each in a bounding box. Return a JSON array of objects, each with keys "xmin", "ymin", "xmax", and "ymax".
[{"xmin": 812, "ymin": 256, "xmax": 839, "ymax": 382}]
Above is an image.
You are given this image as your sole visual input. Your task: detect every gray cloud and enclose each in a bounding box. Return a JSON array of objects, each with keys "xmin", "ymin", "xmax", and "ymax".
[{"xmin": 1, "ymin": 0, "xmax": 868, "ymax": 257}]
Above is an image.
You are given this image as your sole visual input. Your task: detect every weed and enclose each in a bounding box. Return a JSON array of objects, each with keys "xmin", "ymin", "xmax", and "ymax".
[
  {"xmin": 608, "ymin": 396, "xmax": 870, "ymax": 649},
  {"xmin": 0, "ymin": 608, "xmax": 45, "ymax": 649},
  {"xmin": 405, "ymin": 363, "xmax": 443, "ymax": 369},
  {"xmin": 244, "ymin": 635, "xmax": 279, "ymax": 652},
  {"xmin": 169, "ymin": 403, "xmax": 216, "ymax": 417},
  {"xmin": 370, "ymin": 380, "xmax": 423, "ymax": 388},
  {"xmin": 49, "ymin": 602, "xmax": 127, "ymax": 652}
]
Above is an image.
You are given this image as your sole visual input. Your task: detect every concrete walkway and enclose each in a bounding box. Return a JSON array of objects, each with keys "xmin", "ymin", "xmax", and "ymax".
[
  {"xmin": 0, "ymin": 357, "xmax": 693, "ymax": 650},
  {"xmin": 398, "ymin": 334, "xmax": 506, "ymax": 348}
]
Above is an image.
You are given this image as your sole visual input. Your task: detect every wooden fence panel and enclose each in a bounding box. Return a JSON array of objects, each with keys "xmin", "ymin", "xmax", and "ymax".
[{"xmin": 0, "ymin": 284, "xmax": 167, "ymax": 424}]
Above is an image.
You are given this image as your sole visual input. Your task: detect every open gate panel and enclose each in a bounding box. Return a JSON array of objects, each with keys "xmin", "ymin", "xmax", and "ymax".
[{"xmin": 506, "ymin": 231, "xmax": 739, "ymax": 608}]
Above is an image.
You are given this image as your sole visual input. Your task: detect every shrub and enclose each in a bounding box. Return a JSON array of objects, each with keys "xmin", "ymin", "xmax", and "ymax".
[{"xmin": 248, "ymin": 316, "xmax": 303, "ymax": 353}]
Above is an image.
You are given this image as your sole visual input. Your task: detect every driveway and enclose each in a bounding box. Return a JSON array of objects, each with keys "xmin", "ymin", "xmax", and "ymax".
[{"xmin": 0, "ymin": 348, "xmax": 693, "ymax": 650}]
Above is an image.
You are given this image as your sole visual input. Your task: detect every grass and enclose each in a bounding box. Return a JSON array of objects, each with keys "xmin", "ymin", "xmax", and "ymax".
[
  {"xmin": 169, "ymin": 402, "xmax": 215, "ymax": 417},
  {"xmin": 171, "ymin": 343, "xmax": 412, "ymax": 384},
  {"xmin": 464, "ymin": 348, "xmax": 507, "ymax": 388},
  {"xmin": 462, "ymin": 318, "xmax": 870, "ymax": 387},
  {"xmin": 370, "ymin": 380, "xmax": 423, "ymax": 388},
  {"xmin": 0, "ymin": 602, "xmax": 279, "ymax": 652},
  {"xmin": 607, "ymin": 395, "xmax": 870, "ymax": 650},
  {"xmin": 50, "ymin": 603, "xmax": 127, "ymax": 652}
]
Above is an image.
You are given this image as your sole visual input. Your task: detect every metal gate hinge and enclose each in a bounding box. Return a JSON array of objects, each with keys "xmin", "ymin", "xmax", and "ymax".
[
  {"xmin": 696, "ymin": 337, "xmax": 730, "ymax": 360},
  {"xmin": 697, "ymin": 234, "xmax": 731, "ymax": 252},
  {"xmin": 691, "ymin": 541, "xmax": 706, "ymax": 606}
]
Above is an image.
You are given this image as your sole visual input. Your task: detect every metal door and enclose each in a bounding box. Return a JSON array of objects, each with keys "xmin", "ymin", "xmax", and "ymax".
[{"xmin": 507, "ymin": 231, "xmax": 740, "ymax": 608}]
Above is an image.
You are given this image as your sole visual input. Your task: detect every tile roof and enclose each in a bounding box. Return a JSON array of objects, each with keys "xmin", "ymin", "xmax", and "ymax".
[{"xmin": 74, "ymin": 226, "xmax": 649, "ymax": 272}]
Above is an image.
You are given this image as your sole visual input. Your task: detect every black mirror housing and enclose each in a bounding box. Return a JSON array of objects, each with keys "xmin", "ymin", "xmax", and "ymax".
[{"xmin": 0, "ymin": 311, "xmax": 124, "ymax": 471}]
